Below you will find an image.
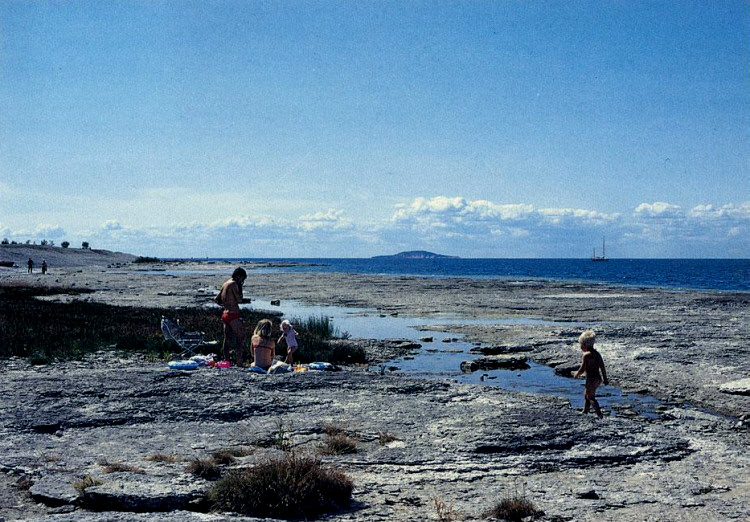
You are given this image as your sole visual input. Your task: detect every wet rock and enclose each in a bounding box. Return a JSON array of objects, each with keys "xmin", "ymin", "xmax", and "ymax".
[
  {"xmin": 471, "ymin": 355, "xmax": 531, "ymax": 371},
  {"xmin": 419, "ymin": 336, "xmax": 433, "ymax": 343},
  {"xmin": 554, "ymin": 365, "xmax": 578, "ymax": 378}
]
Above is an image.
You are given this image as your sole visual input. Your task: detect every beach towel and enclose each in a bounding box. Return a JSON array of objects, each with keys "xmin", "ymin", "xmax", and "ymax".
[
  {"xmin": 168, "ymin": 360, "xmax": 200, "ymax": 371},
  {"xmin": 268, "ymin": 361, "xmax": 293, "ymax": 374}
]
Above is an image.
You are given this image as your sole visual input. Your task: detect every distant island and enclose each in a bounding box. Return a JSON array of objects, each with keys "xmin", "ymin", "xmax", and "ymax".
[{"xmin": 372, "ymin": 250, "xmax": 459, "ymax": 259}]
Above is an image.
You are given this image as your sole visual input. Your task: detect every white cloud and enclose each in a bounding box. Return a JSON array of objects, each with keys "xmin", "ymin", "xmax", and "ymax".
[
  {"xmin": 298, "ymin": 209, "xmax": 352, "ymax": 231},
  {"xmin": 689, "ymin": 203, "xmax": 750, "ymax": 220},
  {"xmin": 8, "ymin": 196, "xmax": 748, "ymax": 258},
  {"xmin": 634, "ymin": 202, "xmax": 683, "ymax": 218},
  {"xmin": 394, "ymin": 197, "xmax": 535, "ymax": 222},
  {"xmin": 102, "ymin": 220, "xmax": 123, "ymax": 231},
  {"xmin": 538, "ymin": 208, "xmax": 620, "ymax": 225},
  {"xmin": 35, "ymin": 224, "xmax": 66, "ymax": 238}
]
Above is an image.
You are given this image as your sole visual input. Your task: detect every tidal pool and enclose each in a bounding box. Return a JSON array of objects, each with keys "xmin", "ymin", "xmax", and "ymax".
[{"xmin": 247, "ymin": 297, "xmax": 665, "ymax": 418}]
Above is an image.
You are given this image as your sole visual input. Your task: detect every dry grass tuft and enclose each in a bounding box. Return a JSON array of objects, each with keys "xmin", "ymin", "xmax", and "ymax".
[
  {"xmin": 16, "ymin": 476, "xmax": 33, "ymax": 491},
  {"xmin": 434, "ymin": 495, "xmax": 461, "ymax": 522},
  {"xmin": 322, "ymin": 422, "xmax": 348, "ymax": 436},
  {"xmin": 146, "ymin": 453, "xmax": 180, "ymax": 463},
  {"xmin": 73, "ymin": 475, "xmax": 103, "ymax": 492},
  {"xmin": 319, "ymin": 433, "xmax": 358, "ymax": 456},
  {"xmin": 98, "ymin": 459, "xmax": 144, "ymax": 474},
  {"xmin": 211, "ymin": 447, "xmax": 252, "ymax": 465},
  {"xmin": 378, "ymin": 431, "xmax": 398, "ymax": 445}
]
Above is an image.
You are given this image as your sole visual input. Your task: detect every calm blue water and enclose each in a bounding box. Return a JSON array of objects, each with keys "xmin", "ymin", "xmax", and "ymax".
[{"xmin": 228, "ymin": 258, "xmax": 750, "ymax": 292}]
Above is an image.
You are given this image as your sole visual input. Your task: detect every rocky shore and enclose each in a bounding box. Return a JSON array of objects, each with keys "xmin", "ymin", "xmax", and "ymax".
[{"xmin": 1, "ymin": 259, "xmax": 748, "ymax": 521}]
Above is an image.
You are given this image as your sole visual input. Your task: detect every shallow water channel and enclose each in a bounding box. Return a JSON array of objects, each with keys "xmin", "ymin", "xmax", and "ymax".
[{"xmin": 247, "ymin": 297, "xmax": 665, "ymax": 419}]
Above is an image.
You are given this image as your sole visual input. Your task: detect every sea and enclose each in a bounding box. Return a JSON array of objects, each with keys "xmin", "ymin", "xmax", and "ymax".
[{"xmin": 225, "ymin": 258, "xmax": 750, "ymax": 292}]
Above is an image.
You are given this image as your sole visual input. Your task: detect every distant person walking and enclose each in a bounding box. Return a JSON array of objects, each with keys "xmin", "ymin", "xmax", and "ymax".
[
  {"xmin": 217, "ymin": 267, "xmax": 247, "ymax": 365},
  {"xmin": 41, "ymin": 260, "xmax": 48, "ymax": 275},
  {"xmin": 27, "ymin": 258, "xmax": 33, "ymax": 274},
  {"xmin": 573, "ymin": 330, "xmax": 609, "ymax": 419}
]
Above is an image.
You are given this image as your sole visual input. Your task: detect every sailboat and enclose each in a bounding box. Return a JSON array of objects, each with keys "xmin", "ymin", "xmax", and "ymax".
[{"xmin": 591, "ymin": 237, "xmax": 609, "ymax": 262}]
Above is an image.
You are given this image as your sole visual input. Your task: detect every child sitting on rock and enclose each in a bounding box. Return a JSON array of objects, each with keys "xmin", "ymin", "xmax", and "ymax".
[{"xmin": 573, "ymin": 330, "xmax": 609, "ymax": 419}]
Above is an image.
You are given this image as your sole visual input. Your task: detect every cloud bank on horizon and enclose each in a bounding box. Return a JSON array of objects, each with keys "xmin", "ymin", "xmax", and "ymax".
[
  {"xmin": 1, "ymin": 195, "xmax": 748, "ymax": 259},
  {"xmin": 1, "ymin": 1, "xmax": 748, "ymax": 259}
]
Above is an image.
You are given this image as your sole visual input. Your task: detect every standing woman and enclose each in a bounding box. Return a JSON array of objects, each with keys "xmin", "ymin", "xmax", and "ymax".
[
  {"xmin": 218, "ymin": 267, "xmax": 247, "ymax": 365},
  {"xmin": 251, "ymin": 319, "xmax": 276, "ymax": 371}
]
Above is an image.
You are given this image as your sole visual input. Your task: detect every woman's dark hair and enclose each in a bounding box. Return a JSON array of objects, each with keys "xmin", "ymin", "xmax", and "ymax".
[{"xmin": 232, "ymin": 267, "xmax": 247, "ymax": 280}]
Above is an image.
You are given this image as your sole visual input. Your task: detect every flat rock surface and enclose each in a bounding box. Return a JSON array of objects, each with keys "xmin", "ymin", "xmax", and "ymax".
[
  {"xmin": 1, "ymin": 353, "xmax": 748, "ymax": 521},
  {"xmin": 1, "ymin": 261, "xmax": 748, "ymax": 521}
]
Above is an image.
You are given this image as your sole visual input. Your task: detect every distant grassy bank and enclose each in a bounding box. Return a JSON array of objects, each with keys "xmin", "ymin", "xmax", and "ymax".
[{"xmin": 0, "ymin": 244, "xmax": 136, "ymax": 268}]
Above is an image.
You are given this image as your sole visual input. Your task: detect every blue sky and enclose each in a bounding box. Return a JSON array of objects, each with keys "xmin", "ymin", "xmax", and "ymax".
[{"xmin": 1, "ymin": 0, "xmax": 748, "ymax": 258}]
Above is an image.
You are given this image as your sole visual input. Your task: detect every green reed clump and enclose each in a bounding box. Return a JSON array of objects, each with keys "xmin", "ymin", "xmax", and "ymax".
[
  {"xmin": 208, "ymin": 453, "xmax": 353, "ymax": 519},
  {"xmin": 284, "ymin": 315, "xmax": 366, "ymax": 364},
  {"xmin": 294, "ymin": 314, "xmax": 338, "ymax": 339}
]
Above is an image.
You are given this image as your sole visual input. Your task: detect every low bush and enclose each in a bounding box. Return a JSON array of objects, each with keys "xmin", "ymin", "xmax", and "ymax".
[
  {"xmin": 295, "ymin": 339, "xmax": 367, "ymax": 365},
  {"xmin": 133, "ymin": 256, "xmax": 160, "ymax": 263},
  {"xmin": 186, "ymin": 458, "xmax": 223, "ymax": 481},
  {"xmin": 487, "ymin": 493, "xmax": 539, "ymax": 521},
  {"xmin": 27, "ymin": 353, "xmax": 52, "ymax": 366},
  {"xmin": 208, "ymin": 453, "xmax": 353, "ymax": 519}
]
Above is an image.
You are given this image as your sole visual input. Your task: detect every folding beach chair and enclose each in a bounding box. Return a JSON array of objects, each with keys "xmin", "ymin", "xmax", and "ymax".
[{"xmin": 160, "ymin": 316, "xmax": 207, "ymax": 359}]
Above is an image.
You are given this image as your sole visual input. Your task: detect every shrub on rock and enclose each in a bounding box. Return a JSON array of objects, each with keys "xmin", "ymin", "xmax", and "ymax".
[{"xmin": 208, "ymin": 453, "xmax": 353, "ymax": 519}]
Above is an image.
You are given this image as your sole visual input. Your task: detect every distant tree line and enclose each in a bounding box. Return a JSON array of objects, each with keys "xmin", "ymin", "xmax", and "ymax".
[{"xmin": 1, "ymin": 238, "xmax": 90, "ymax": 249}]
